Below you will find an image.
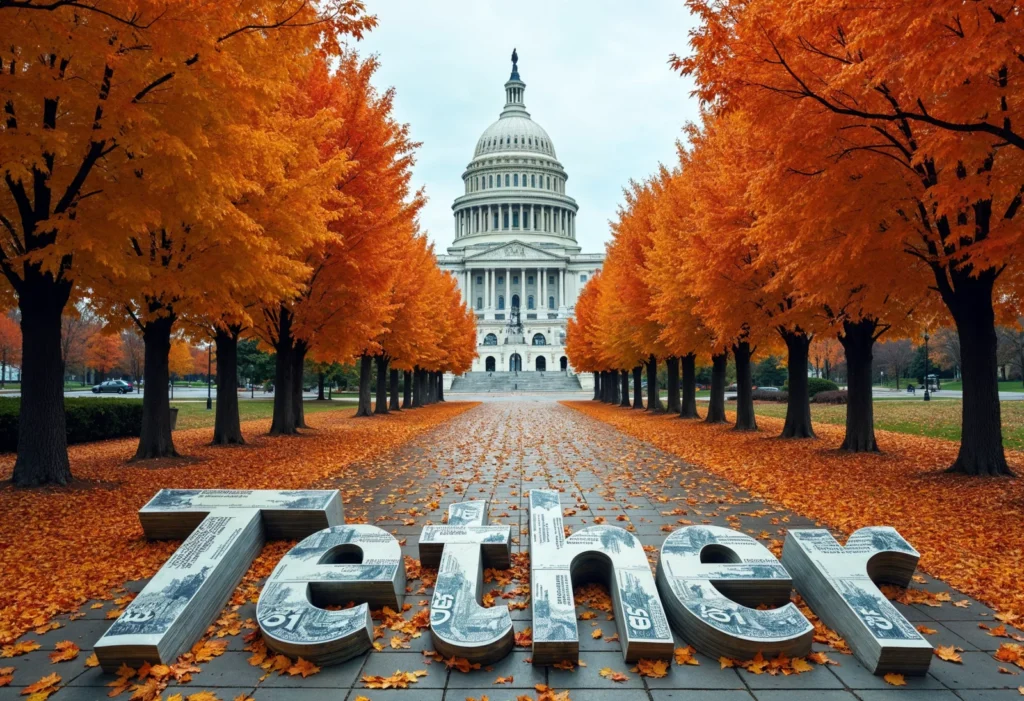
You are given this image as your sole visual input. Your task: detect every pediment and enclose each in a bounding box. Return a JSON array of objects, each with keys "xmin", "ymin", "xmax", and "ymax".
[{"xmin": 463, "ymin": 240, "xmax": 566, "ymax": 262}]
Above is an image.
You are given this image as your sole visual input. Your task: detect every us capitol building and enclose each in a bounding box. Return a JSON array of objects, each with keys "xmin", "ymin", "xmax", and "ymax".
[{"xmin": 439, "ymin": 50, "xmax": 603, "ymax": 391}]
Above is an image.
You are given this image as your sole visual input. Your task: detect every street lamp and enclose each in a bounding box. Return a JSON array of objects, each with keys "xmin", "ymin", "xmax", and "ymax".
[
  {"xmin": 923, "ymin": 330, "xmax": 931, "ymax": 402},
  {"xmin": 206, "ymin": 342, "xmax": 213, "ymax": 411}
]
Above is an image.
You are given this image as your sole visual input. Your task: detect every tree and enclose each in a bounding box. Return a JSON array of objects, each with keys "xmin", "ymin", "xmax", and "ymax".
[
  {"xmin": 876, "ymin": 340, "xmax": 915, "ymax": 391},
  {"xmin": 168, "ymin": 340, "xmax": 195, "ymax": 382},
  {"xmin": 2, "ymin": 0, "xmax": 375, "ymax": 485},
  {"xmin": 84, "ymin": 330, "xmax": 123, "ymax": 381},
  {"xmin": 120, "ymin": 331, "xmax": 144, "ymax": 386},
  {"xmin": 997, "ymin": 323, "xmax": 1024, "ymax": 386},
  {"xmin": 679, "ymin": 0, "xmax": 1022, "ymax": 474},
  {"xmin": 0, "ymin": 314, "xmax": 21, "ymax": 388}
]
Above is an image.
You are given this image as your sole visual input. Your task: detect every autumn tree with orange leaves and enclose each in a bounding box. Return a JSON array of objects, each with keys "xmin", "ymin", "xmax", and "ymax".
[
  {"xmin": 676, "ymin": 0, "xmax": 1023, "ymax": 473},
  {"xmin": 1, "ymin": 0, "xmax": 376, "ymax": 484}
]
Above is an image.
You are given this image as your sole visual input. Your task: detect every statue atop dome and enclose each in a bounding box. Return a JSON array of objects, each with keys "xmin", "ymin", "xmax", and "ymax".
[{"xmin": 510, "ymin": 48, "xmax": 520, "ymax": 80}]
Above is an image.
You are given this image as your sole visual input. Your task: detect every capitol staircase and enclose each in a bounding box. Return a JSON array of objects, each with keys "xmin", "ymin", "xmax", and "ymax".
[{"xmin": 449, "ymin": 371, "xmax": 582, "ymax": 393}]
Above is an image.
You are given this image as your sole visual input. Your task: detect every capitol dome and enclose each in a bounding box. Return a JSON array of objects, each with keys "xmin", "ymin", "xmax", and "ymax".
[
  {"xmin": 474, "ymin": 117, "xmax": 556, "ymax": 159},
  {"xmin": 450, "ymin": 49, "xmax": 579, "ymax": 251}
]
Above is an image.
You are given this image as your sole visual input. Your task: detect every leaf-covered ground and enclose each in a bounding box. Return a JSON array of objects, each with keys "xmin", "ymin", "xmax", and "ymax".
[
  {"xmin": 734, "ymin": 398, "xmax": 1024, "ymax": 450},
  {"xmin": 565, "ymin": 401, "xmax": 1024, "ymax": 621},
  {"xmin": 0, "ymin": 402, "xmax": 476, "ymax": 645}
]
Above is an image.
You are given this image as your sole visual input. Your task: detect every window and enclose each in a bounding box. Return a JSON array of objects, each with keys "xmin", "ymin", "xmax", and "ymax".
[
  {"xmin": 522, "ymin": 173, "xmax": 527, "ymax": 185},
  {"xmin": 580, "ymin": 274, "xmax": 588, "ymax": 283},
  {"xmin": 476, "ymin": 297, "xmax": 483, "ymax": 310},
  {"xmin": 527, "ymin": 275, "xmax": 534, "ymax": 285},
  {"xmin": 528, "ymin": 295, "xmax": 535, "ymax": 310},
  {"xmin": 483, "ymin": 333, "xmax": 498, "ymax": 346},
  {"xmin": 513, "ymin": 174, "xmax": 518, "ymax": 186},
  {"xmin": 548, "ymin": 296, "xmax": 555, "ymax": 309},
  {"xmin": 548, "ymin": 275, "xmax": 555, "ymax": 284},
  {"xmin": 503, "ymin": 211, "xmax": 509, "ymax": 229},
  {"xmin": 547, "ymin": 176, "xmax": 551, "ymax": 189},
  {"xmin": 489, "ymin": 175, "xmax": 493, "ymax": 188},
  {"xmin": 476, "ymin": 275, "xmax": 483, "ymax": 285},
  {"xmin": 493, "ymin": 212, "xmax": 499, "ymax": 229},
  {"xmin": 497, "ymin": 276, "xmax": 503, "ymax": 285},
  {"xmin": 512, "ymin": 211, "xmax": 519, "ymax": 228},
  {"xmin": 513, "ymin": 275, "xmax": 519, "ymax": 284},
  {"xmin": 505, "ymin": 174, "xmax": 510, "ymax": 187},
  {"xmin": 531, "ymin": 174, "xmax": 536, "ymax": 187},
  {"xmin": 532, "ymin": 333, "xmax": 546, "ymax": 346},
  {"xmin": 497, "ymin": 295, "xmax": 504, "ymax": 310}
]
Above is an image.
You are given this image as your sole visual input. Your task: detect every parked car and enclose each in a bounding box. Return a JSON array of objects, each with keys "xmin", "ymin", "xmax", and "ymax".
[
  {"xmin": 759, "ymin": 386, "xmax": 781, "ymax": 392},
  {"xmin": 92, "ymin": 379, "xmax": 134, "ymax": 394}
]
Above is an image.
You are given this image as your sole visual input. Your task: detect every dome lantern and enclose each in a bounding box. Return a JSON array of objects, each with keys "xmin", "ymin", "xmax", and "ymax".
[{"xmin": 502, "ymin": 47, "xmax": 528, "ymax": 119}]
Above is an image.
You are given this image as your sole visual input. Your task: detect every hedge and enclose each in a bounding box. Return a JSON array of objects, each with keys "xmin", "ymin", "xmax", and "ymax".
[
  {"xmin": 811, "ymin": 390, "xmax": 848, "ymax": 404},
  {"xmin": 751, "ymin": 389, "xmax": 789, "ymax": 402},
  {"xmin": 0, "ymin": 398, "xmax": 143, "ymax": 453}
]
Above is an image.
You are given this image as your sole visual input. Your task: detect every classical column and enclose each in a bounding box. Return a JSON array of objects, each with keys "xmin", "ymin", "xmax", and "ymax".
[
  {"xmin": 539, "ymin": 267, "xmax": 545, "ymax": 310},
  {"xmin": 559, "ymin": 269, "xmax": 566, "ymax": 307},
  {"xmin": 505, "ymin": 267, "xmax": 510, "ymax": 310},
  {"xmin": 489, "ymin": 268, "xmax": 496, "ymax": 312}
]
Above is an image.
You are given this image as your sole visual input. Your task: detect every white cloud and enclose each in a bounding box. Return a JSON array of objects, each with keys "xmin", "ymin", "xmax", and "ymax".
[{"xmin": 356, "ymin": 0, "xmax": 701, "ymax": 254}]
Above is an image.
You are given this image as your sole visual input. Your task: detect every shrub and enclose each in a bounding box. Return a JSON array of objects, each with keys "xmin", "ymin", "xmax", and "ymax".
[
  {"xmin": 0, "ymin": 398, "xmax": 143, "ymax": 453},
  {"xmin": 751, "ymin": 389, "xmax": 788, "ymax": 402},
  {"xmin": 806, "ymin": 378, "xmax": 840, "ymax": 397},
  {"xmin": 811, "ymin": 390, "xmax": 848, "ymax": 404}
]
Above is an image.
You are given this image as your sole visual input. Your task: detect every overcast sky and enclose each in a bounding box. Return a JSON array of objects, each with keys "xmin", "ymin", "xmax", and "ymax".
[{"xmin": 355, "ymin": 0, "xmax": 701, "ymax": 255}]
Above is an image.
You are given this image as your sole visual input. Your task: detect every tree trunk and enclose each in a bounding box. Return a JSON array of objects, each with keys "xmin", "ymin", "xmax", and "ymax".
[
  {"xmin": 412, "ymin": 367, "xmax": 423, "ymax": 408},
  {"xmin": 945, "ymin": 274, "xmax": 1011, "ymax": 474},
  {"xmin": 212, "ymin": 327, "xmax": 244, "ymax": 445},
  {"xmin": 292, "ymin": 341, "xmax": 308, "ymax": 429},
  {"xmin": 389, "ymin": 368, "xmax": 401, "ymax": 410},
  {"xmin": 619, "ymin": 369, "xmax": 630, "ymax": 407},
  {"xmin": 403, "ymin": 370, "xmax": 413, "ymax": 408},
  {"xmin": 665, "ymin": 356, "xmax": 680, "ymax": 414},
  {"xmin": 680, "ymin": 353, "xmax": 700, "ymax": 419},
  {"xmin": 839, "ymin": 318, "xmax": 879, "ymax": 453},
  {"xmin": 706, "ymin": 352, "xmax": 728, "ymax": 424},
  {"xmin": 374, "ymin": 356, "xmax": 389, "ymax": 415},
  {"xmin": 647, "ymin": 355, "xmax": 663, "ymax": 412},
  {"xmin": 355, "ymin": 354, "xmax": 373, "ymax": 417},
  {"xmin": 437, "ymin": 371, "xmax": 446, "ymax": 402},
  {"xmin": 632, "ymin": 365, "xmax": 643, "ymax": 408},
  {"xmin": 12, "ymin": 288, "xmax": 72, "ymax": 486},
  {"xmin": 317, "ymin": 371, "xmax": 325, "ymax": 401},
  {"xmin": 269, "ymin": 308, "xmax": 298, "ymax": 436},
  {"xmin": 732, "ymin": 341, "xmax": 757, "ymax": 431},
  {"xmin": 593, "ymin": 372, "xmax": 601, "ymax": 400},
  {"xmin": 134, "ymin": 314, "xmax": 178, "ymax": 460},
  {"xmin": 612, "ymin": 370, "xmax": 621, "ymax": 404},
  {"xmin": 780, "ymin": 330, "xmax": 814, "ymax": 439}
]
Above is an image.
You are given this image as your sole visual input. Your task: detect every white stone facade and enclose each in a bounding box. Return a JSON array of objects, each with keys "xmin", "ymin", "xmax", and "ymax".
[{"xmin": 437, "ymin": 51, "xmax": 603, "ymax": 379}]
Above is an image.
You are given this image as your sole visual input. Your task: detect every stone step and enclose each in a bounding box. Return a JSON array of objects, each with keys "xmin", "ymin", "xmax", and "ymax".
[{"xmin": 449, "ymin": 371, "xmax": 582, "ymax": 393}]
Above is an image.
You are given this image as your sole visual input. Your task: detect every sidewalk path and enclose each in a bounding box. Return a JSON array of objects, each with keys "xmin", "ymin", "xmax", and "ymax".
[{"xmin": 4, "ymin": 401, "xmax": 1019, "ymax": 701}]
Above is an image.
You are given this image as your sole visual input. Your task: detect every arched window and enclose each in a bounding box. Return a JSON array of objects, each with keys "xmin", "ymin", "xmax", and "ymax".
[
  {"xmin": 527, "ymin": 295, "xmax": 535, "ymax": 310},
  {"xmin": 547, "ymin": 176, "xmax": 551, "ymax": 190},
  {"xmin": 513, "ymin": 174, "xmax": 519, "ymax": 186},
  {"xmin": 505, "ymin": 174, "xmax": 510, "ymax": 187},
  {"xmin": 483, "ymin": 333, "xmax": 498, "ymax": 346},
  {"xmin": 511, "ymin": 294, "xmax": 520, "ymax": 309},
  {"xmin": 532, "ymin": 333, "xmax": 546, "ymax": 346},
  {"xmin": 548, "ymin": 295, "xmax": 555, "ymax": 309},
  {"xmin": 489, "ymin": 175, "xmax": 493, "ymax": 188},
  {"xmin": 476, "ymin": 297, "xmax": 483, "ymax": 310},
  {"xmin": 485, "ymin": 356, "xmax": 496, "ymax": 372},
  {"xmin": 531, "ymin": 174, "xmax": 536, "ymax": 187},
  {"xmin": 522, "ymin": 173, "xmax": 527, "ymax": 185},
  {"xmin": 497, "ymin": 295, "xmax": 505, "ymax": 310}
]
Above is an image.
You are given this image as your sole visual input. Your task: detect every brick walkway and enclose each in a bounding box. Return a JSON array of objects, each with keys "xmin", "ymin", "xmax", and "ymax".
[{"xmin": 3, "ymin": 401, "xmax": 1020, "ymax": 701}]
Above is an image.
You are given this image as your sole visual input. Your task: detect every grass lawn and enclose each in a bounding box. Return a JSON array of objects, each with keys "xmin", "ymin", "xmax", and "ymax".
[
  {"xmin": 733, "ymin": 398, "xmax": 1024, "ymax": 451},
  {"xmin": 171, "ymin": 398, "xmax": 356, "ymax": 430}
]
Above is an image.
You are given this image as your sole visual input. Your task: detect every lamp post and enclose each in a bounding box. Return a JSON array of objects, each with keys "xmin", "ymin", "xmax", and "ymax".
[
  {"xmin": 206, "ymin": 342, "xmax": 213, "ymax": 410},
  {"xmin": 923, "ymin": 330, "xmax": 930, "ymax": 402}
]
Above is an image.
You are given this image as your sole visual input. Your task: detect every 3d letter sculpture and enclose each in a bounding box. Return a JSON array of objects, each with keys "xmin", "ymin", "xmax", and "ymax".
[
  {"xmin": 529, "ymin": 490, "xmax": 673, "ymax": 664},
  {"xmin": 656, "ymin": 526, "xmax": 813, "ymax": 660},
  {"xmin": 418, "ymin": 500, "xmax": 514, "ymax": 663},
  {"xmin": 257, "ymin": 525, "xmax": 405, "ymax": 665},
  {"xmin": 94, "ymin": 489, "xmax": 343, "ymax": 672},
  {"xmin": 782, "ymin": 528, "xmax": 933, "ymax": 675}
]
